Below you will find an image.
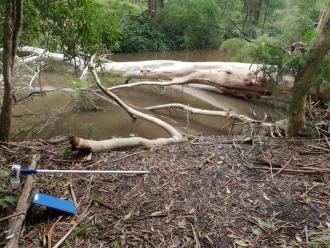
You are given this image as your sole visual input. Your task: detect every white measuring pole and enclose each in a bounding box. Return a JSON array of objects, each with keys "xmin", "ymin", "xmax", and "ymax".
[{"xmin": 35, "ymin": 169, "xmax": 150, "ymax": 174}]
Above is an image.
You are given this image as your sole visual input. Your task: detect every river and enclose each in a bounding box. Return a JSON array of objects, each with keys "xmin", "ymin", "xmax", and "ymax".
[{"xmin": 10, "ymin": 49, "xmax": 284, "ymax": 140}]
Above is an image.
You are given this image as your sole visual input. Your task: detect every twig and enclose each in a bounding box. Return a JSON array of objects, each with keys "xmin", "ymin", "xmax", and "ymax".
[
  {"xmin": 69, "ymin": 182, "xmax": 78, "ymax": 208},
  {"xmin": 13, "ymin": 89, "xmax": 58, "ymax": 103},
  {"xmin": 275, "ymin": 156, "xmax": 293, "ymax": 176},
  {"xmin": 308, "ymin": 145, "xmax": 330, "ymax": 153},
  {"xmin": 233, "ymin": 141, "xmax": 252, "ymax": 168},
  {"xmin": 261, "ymin": 151, "xmax": 275, "ymax": 180},
  {"xmin": 253, "ymin": 166, "xmax": 330, "ymax": 174},
  {"xmin": 0, "ymin": 212, "xmax": 25, "ymax": 222},
  {"xmin": 51, "ymin": 200, "xmax": 92, "ymax": 248},
  {"xmin": 191, "ymin": 224, "xmax": 201, "ymax": 248},
  {"xmin": 109, "ymin": 151, "xmax": 146, "ymax": 163},
  {"xmin": 47, "ymin": 216, "xmax": 63, "ymax": 248},
  {"xmin": 322, "ymin": 134, "xmax": 330, "ymax": 149}
]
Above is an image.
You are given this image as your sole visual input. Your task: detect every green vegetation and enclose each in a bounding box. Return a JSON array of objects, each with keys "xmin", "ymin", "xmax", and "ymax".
[
  {"xmin": 17, "ymin": 0, "xmax": 122, "ymax": 60},
  {"xmin": 308, "ymin": 226, "xmax": 330, "ymax": 248},
  {"xmin": 0, "ymin": 170, "xmax": 18, "ymax": 212},
  {"xmin": 1, "ymin": 0, "xmax": 328, "ymax": 54}
]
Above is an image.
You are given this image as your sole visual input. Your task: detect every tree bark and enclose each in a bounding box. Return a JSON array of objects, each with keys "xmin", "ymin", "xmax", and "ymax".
[
  {"xmin": 287, "ymin": 0, "xmax": 330, "ymax": 136},
  {"xmin": 0, "ymin": 0, "xmax": 23, "ymax": 142}
]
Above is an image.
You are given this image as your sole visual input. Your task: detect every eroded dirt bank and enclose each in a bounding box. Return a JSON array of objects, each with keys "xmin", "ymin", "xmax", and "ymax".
[{"xmin": 0, "ymin": 135, "xmax": 329, "ymax": 247}]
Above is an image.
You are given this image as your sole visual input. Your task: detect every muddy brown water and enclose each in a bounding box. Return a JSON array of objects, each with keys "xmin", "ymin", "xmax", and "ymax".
[{"xmin": 11, "ymin": 50, "xmax": 284, "ymax": 140}]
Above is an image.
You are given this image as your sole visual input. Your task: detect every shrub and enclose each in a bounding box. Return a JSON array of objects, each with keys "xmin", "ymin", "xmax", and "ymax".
[
  {"xmin": 219, "ymin": 38, "xmax": 258, "ymax": 62},
  {"xmin": 119, "ymin": 15, "xmax": 174, "ymax": 52},
  {"xmin": 155, "ymin": 0, "xmax": 223, "ymax": 49}
]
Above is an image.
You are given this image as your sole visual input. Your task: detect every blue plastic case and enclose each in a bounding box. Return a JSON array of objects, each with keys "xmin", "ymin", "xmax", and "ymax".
[{"xmin": 32, "ymin": 192, "xmax": 76, "ymax": 215}]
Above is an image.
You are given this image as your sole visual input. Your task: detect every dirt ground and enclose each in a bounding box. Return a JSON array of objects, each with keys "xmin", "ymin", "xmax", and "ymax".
[{"xmin": 0, "ymin": 135, "xmax": 329, "ymax": 248}]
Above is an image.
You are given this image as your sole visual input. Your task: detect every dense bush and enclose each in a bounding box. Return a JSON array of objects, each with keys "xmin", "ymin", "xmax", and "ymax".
[
  {"xmin": 0, "ymin": 0, "xmax": 329, "ymax": 54},
  {"xmin": 219, "ymin": 38, "xmax": 258, "ymax": 62},
  {"xmin": 119, "ymin": 15, "xmax": 174, "ymax": 52},
  {"xmin": 155, "ymin": 0, "xmax": 222, "ymax": 50}
]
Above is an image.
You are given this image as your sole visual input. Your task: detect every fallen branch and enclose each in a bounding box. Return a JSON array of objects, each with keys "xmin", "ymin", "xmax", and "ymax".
[
  {"xmin": 253, "ymin": 166, "xmax": 330, "ymax": 174},
  {"xmin": 51, "ymin": 200, "xmax": 92, "ymax": 248},
  {"xmin": 0, "ymin": 212, "xmax": 25, "ymax": 222},
  {"xmin": 145, "ymin": 103, "xmax": 274, "ymax": 128},
  {"xmin": 70, "ymin": 70, "xmax": 185, "ymax": 153},
  {"xmin": 5, "ymin": 155, "xmax": 40, "ymax": 248},
  {"xmin": 307, "ymin": 144, "xmax": 330, "ymax": 153}
]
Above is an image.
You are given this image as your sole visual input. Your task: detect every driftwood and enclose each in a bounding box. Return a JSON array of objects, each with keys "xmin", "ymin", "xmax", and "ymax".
[{"xmin": 5, "ymin": 154, "xmax": 40, "ymax": 248}]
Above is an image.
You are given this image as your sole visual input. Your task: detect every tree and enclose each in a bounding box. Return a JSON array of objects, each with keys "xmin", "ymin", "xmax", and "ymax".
[
  {"xmin": 286, "ymin": 0, "xmax": 330, "ymax": 136},
  {"xmin": 148, "ymin": 0, "xmax": 164, "ymax": 16},
  {"xmin": 0, "ymin": 0, "xmax": 122, "ymax": 142},
  {"xmin": 0, "ymin": 0, "xmax": 23, "ymax": 142},
  {"xmin": 242, "ymin": 0, "xmax": 263, "ymax": 27}
]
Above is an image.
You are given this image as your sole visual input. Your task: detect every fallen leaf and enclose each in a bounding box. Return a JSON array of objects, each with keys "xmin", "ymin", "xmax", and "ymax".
[
  {"xmin": 234, "ymin": 239, "xmax": 249, "ymax": 247},
  {"xmin": 123, "ymin": 211, "xmax": 132, "ymax": 221},
  {"xmin": 227, "ymin": 233, "xmax": 239, "ymax": 239},
  {"xmin": 295, "ymin": 233, "xmax": 302, "ymax": 243},
  {"xmin": 262, "ymin": 192, "xmax": 270, "ymax": 201},
  {"xmin": 149, "ymin": 210, "xmax": 164, "ymax": 217}
]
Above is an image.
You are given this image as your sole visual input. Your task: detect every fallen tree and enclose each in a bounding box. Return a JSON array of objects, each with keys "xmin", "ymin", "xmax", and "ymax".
[
  {"xmin": 3, "ymin": 46, "xmax": 286, "ymax": 152},
  {"xmin": 68, "ymin": 69, "xmax": 284, "ymax": 153},
  {"xmin": 11, "ymin": 46, "xmax": 296, "ymax": 99}
]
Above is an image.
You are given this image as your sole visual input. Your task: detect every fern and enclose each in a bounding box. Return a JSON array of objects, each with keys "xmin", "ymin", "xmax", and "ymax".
[{"xmin": 0, "ymin": 196, "xmax": 17, "ymax": 209}]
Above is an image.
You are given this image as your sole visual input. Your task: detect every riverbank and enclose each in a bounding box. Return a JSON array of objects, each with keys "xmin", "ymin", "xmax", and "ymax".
[{"xmin": 0, "ymin": 135, "xmax": 329, "ymax": 247}]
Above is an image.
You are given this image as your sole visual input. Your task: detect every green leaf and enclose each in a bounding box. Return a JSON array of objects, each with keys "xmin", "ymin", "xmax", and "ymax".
[
  {"xmin": 256, "ymin": 219, "xmax": 275, "ymax": 229},
  {"xmin": 0, "ymin": 170, "xmax": 6, "ymax": 178}
]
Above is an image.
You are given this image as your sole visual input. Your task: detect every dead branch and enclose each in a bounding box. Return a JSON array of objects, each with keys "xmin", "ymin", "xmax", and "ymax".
[
  {"xmin": 70, "ymin": 70, "xmax": 184, "ymax": 153},
  {"xmin": 145, "ymin": 103, "xmax": 275, "ymax": 128}
]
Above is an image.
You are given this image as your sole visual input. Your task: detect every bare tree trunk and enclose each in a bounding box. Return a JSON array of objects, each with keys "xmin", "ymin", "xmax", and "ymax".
[
  {"xmin": 0, "ymin": 0, "xmax": 23, "ymax": 142},
  {"xmin": 242, "ymin": 0, "xmax": 262, "ymax": 27},
  {"xmin": 287, "ymin": 0, "xmax": 330, "ymax": 136},
  {"xmin": 148, "ymin": 0, "xmax": 157, "ymax": 16}
]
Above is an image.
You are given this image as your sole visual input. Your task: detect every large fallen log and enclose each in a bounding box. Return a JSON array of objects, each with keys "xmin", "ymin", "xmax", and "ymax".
[{"xmin": 13, "ymin": 46, "xmax": 296, "ymax": 98}]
